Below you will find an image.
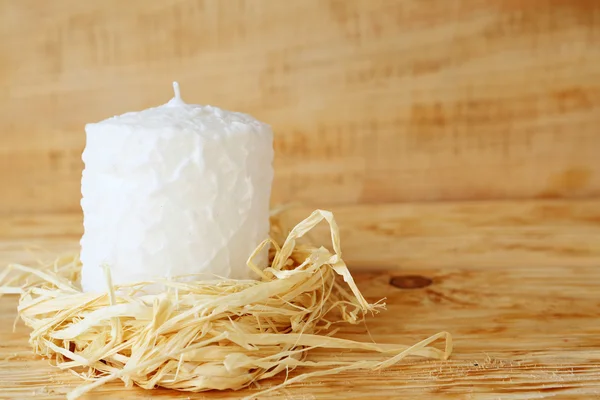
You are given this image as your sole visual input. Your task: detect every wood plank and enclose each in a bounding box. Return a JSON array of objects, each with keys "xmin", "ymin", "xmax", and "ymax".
[
  {"xmin": 1, "ymin": 0, "xmax": 600, "ymax": 213},
  {"xmin": 1, "ymin": 200, "xmax": 600, "ymax": 398},
  {"xmin": 2, "ymin": 200, "xmax": 600, "ymax": 270},
  {"xmin": 1, "ymin": 265, "xmax": 599, "ymax": 399}
]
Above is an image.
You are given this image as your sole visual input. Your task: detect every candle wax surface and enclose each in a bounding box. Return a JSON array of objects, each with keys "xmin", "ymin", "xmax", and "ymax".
[{"xmin": 80, "ymin": 90, "xmax": 273, "ymax": 293}]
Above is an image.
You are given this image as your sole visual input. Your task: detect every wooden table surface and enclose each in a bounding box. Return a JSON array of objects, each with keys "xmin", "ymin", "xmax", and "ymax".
[{"xmin": 1, "ymin": 200, "xmax": 600, "ymax": 399}]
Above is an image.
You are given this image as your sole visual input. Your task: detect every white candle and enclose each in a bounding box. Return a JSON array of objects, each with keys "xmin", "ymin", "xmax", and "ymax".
[{"xmin": 80, "ymin": 83, "xmax": 274, "ymax": 292}]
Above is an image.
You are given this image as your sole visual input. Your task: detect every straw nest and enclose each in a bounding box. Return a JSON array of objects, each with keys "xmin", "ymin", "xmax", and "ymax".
[{"xmin": 1, "ymin": 209, "xmax": 452, "ymax": 400}]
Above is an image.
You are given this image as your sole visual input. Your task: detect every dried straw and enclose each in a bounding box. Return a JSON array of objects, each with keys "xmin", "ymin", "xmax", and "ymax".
[{"xmin": 0, "ymin": 210, "xmax": 452, "ymax": 399}]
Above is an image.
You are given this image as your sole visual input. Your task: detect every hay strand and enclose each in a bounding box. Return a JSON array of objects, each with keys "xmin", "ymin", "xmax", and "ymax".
[{"xmin": 0, "ymin": 209, "xmax": 452, "ymax": 399}]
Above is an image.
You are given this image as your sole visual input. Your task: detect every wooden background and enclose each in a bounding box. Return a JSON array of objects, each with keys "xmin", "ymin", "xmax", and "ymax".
[
  {"xmin": 2, "ymin": 2, "xmax": 600, "ymax": 398},
  {"xmin": 1, "ymin": 0, "xmax": 599, "ymax": 214}
]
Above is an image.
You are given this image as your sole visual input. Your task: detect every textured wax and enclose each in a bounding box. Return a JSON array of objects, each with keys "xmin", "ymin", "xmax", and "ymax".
[{"xmin": 80, "ymin": 83, "xmax": 274, "ymax": 292}]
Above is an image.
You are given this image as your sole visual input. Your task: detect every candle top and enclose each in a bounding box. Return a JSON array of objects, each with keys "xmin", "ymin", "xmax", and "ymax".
[{"xmin": 89, "ymin": 82, "xmax": 269, "ymax": 135}]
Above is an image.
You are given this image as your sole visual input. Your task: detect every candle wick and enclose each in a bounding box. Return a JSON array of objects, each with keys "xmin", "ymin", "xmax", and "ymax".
[
  {"xmin": 167, "ymin": 81, "xmax": 185, "ymax": 107},
  {"xmin": 173, "ymin": 81, "xmax": 181, "ymax": 100}
]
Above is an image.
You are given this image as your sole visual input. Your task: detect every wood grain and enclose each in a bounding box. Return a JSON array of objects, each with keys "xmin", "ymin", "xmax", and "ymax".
[
  {"xmin": 1, "ymin": 200, "xmax": 599, "ymax": 398},
  {"xmin": 2, "ymin": 200, "xmax": 600, "ymax": 270},
  {"xmin": 2, "ymin": 267, "xmax": 600, "ymax": 400},
  {"xmin": 1, "ymin": 0, "xmax": 600, "ymax": 213}
]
